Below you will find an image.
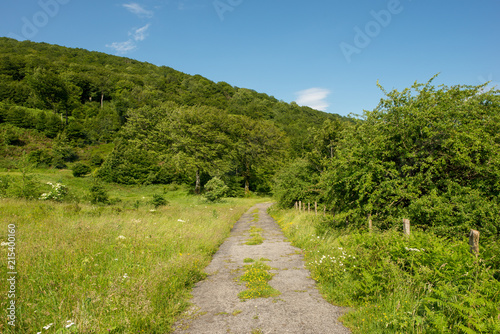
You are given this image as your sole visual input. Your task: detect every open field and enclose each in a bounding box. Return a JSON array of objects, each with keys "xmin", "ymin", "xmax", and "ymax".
[{"xmin": 0, "ymin": 170, "xmax": 267, "ymax": 333}]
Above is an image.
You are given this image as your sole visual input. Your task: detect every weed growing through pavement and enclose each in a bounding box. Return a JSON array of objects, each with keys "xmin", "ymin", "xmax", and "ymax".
[
  {"xmin": 238, "ymin": 261, "xmax": 280, "ymax": 299},
  {"xmin": 245, "ymin": 226, "xmax": 264, "ymax": 245}
]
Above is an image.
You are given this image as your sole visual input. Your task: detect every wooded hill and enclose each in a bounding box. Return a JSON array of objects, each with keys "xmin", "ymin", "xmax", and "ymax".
[{"xmin": 0, "ymin": 37, "xmax": 344, "ymax": 194}]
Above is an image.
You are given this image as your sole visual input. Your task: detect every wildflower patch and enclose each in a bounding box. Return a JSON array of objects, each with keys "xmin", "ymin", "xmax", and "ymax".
[{"xmin": 238, "ymin": 261, "xmax": 280, "ymax": 300}]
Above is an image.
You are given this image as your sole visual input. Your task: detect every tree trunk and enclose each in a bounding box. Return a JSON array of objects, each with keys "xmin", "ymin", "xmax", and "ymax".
[
  {"xmin": 244, "ymin": 162, "xmax": 250, "ymax": 195},
  {"xmin": 244, "ymin": 178, "xmax": 250, "ymax": 195},
  {"xmin": 195, "ymin": 169, "xmax": 201, "ymax": 194}
]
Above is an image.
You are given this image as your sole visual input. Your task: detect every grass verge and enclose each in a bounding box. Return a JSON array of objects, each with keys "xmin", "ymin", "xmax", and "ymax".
[
  {"xmin": 270, "ymin": 207, "xmax": 500, "ymax": 334},
  {"xmin": 0, "ymin": 175, "xmax": 267, "ymax": 333}
]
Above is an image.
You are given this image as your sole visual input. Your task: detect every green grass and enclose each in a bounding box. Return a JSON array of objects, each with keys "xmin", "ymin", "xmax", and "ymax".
[
  {"xmin": 271, "ymin": 207, "xmax": 500, "ymax": 334},
  {"xmin": 245, "ymin": 226, "xmax": 264, "ymax": 245},
  {"xmin": 238, "ymin": 261, "xmax": 280, "ymax": 300},
  {"xmin": 0, "ymin": 169, "xmax": 269, "ymax": 333}
]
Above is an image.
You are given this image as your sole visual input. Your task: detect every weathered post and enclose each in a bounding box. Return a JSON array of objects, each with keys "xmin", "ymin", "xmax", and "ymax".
[
  {"xmin": 323, "ymin": 206, "xmax": 326, "ymax": 216},
  {"xmin": 299, "ymin": 201, "xmax": 302, "ymax": 212},
  {"xmin": 368, "ymin": 214, "xmax": 373, "ymax": 232},
  {"xmin": 308, "ymin": 202, "xmax": 310, "ymax": 213},
  {"xmin": 403, "ymin": 218, "xmax": 410, "ymax": 237},
  {"xmin": 315, "ymin": 202, "xmax": 318, "ymax": 216},
  {"xmin": 469, "ymin": 229, "xmax": 480, "ymax": 256},
  {"xmin": 294, "ymin": 201, "xmax": 298, "ymax": 211}
]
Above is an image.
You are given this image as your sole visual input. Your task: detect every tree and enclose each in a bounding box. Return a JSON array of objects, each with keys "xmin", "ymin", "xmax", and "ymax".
[
  {"xmin": 168, "ymin": 106, "xmax": 233, "ymax": 194},
  {"xmin": 28, "ymin": 68, "xmax": 69, "ymax": 116},
  {"xmin": 231, "ymin": 116, "xmax": 288, "ymax": 194},
  {"xmin": 204, "ymin": 177, "xmax": 229, "ymax": 202},
  {"xmin": 322, "ymin": 78, "xmax": 500, "ymax": 236}
]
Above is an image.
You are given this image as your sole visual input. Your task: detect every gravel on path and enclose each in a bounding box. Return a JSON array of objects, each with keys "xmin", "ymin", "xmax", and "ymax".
[{"xmin": 173, "ymin": 202, "xmax": 351, "ymax": 334}]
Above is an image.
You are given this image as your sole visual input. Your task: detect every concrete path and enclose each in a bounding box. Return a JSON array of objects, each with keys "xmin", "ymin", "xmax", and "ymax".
[{"xmin": 173, "ymin": 203, "xmax": 350, "ymax": 334}]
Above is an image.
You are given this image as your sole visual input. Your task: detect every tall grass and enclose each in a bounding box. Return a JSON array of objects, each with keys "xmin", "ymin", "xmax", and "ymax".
[
  {"xmin": 0, "ymin": 183, "xmax": 265, "ymax": 333},
  {"xmin": 270, "ymin": 208, "xmax": 500, "ymax": 334}
]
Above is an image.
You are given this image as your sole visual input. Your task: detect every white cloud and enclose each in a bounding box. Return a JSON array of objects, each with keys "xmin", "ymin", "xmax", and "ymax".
[
  {"xmin": 295, "ymin": 88, "xmax": 331, "ymax": 111},
  {"xmin": 123, "ymin": 3, "xmax": 154, "ymax": 18},
  {"xmin": 130, "ymin": 24, "xmax": 150, "ymax": 41},
  {"xmin": 106, "ymin": 40, "xmax": 137, "ymax": 54}
]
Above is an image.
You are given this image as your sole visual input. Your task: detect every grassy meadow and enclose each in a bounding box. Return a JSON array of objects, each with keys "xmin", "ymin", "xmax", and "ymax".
[
  {"xmin": 0, "ymin": 169, "xmax": 267, "ymax": 333},
  {"xmin": 270, "ymin": 208, "xmax": 500, "ymax": 334}
]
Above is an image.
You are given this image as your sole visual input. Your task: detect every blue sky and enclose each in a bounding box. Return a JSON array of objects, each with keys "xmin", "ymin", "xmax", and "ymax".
[{"xmin": 1, "ymin": 0, "xmax": 499, "ymax": 116}]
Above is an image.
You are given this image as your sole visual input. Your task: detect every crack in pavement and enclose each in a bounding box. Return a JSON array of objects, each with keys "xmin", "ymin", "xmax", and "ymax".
[{"xmin": 173, "ymin": 203, "xmax": 350, "ymax": 334}]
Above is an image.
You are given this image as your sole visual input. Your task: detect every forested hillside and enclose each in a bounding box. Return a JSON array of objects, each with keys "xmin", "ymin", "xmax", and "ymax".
[{"xmin": 0, "ymin": 37, "xmax": 343, "ymax": 194}]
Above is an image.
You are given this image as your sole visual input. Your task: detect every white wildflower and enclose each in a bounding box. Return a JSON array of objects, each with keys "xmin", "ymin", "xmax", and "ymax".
[
  {"xmin": 117, "ymin": 235, "xmax": 126, "ymax": 240},
  {"xmin": 43, "ymin": 323, "xmax": 54, "ymax": 330}
]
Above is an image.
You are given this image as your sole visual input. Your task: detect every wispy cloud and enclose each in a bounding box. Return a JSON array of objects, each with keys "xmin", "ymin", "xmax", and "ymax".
[
  {"xmin": 177, "ymin": 0, "xmax": 206, "ymax": 11},
  {"xmin": 123, "ymin": 3, "xmax": 154, "ymax": 18},
  {"xmin": 106, "ymin": 40, "xmax": 137, "ymax": 54},
  {"xmin": 130, "ymin": 24, "xmax": 150, "ymax": 41},
  {"xmin": 295, "ymin": 88, "xmax": 331, "ymax": 112}
]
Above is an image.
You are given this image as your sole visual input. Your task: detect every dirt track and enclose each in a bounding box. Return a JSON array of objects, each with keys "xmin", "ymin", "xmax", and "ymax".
[{"xmin": 173, "ymin": 203, "xmax": 350, "ymax": 334}]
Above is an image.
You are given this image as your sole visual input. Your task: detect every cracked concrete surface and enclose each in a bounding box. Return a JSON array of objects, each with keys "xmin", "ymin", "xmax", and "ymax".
[{"xmin": 173, "ymin": 203, "xmax": 350, "ymax": 334}]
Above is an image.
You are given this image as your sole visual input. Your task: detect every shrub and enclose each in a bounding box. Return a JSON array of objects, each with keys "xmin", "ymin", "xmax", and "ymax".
[
  {"xmin": 90, "ymin": 154, "xmax": 104, "ymax": 167},
  {"xmin": 151, "ymin": 194, "xmax": 168, "ymax": 209},
  {"xmin": 204, "ymin": 177, "xmax": 228, "ymax": 202},
  {"xmin": 320, "ymin": 79, "xmax": 500, "ymax": 236},
  {"xmin": 39, "ymin": 182, "xmax": 68, "ymax": 202},
  {"xmin": 0, "ymin": 175, "xmax": 10, "ymax": 197},
  {"xmin": 72, "ymin": 163, "xmax": 91, "ymax": 177},
  {"xmin": 89, "ymin": 182, "xmax": 109, "ymax": 204},
  {"xmin": 28, "ymin": 149, "xmax": 53, "ymax": 167}
]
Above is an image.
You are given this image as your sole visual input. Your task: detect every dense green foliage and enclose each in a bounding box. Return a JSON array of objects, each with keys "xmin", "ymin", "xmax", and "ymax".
[
  {"xmin": 275, "ymin": 78, "xmax": 500, "ymax": 238},
  {"xmin": 272, "ymin": 209, "xmax": 500, "ymax": 333},
  {"xmin": 204, "ymin": 177, "xmax": 229, "ymax": 202},
  {"xmin": 0, "ymin": 37, "xmax": 343, "ymax": 194},
  {"xmin": 72, "ymin": 162, "xmax": 91, "ymax": 177}
]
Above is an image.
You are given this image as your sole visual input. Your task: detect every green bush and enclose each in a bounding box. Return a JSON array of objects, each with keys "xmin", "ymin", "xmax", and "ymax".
[
  {"xmin": 72, "ymin": 163, "xmax": 91, "ymax": 177},
  {"xmin": 28, "ymin": 149, "xmax": 53, "ymax": 167},
  {"xmin": 318, "ymin": 79, "xmax": 500, "ymax": 237},
  {"xmin": 151, "ymin": 194, "xmax": 168, "ymax": 208},
  {"xmin": 273, "ymin": 158, "xmax": 320, "ymax": 208},
  {"xmin": 39, "ymin": 182, "xmax": 69, "ymax": 202},
  {"xmin": 90, "ymin": 153, "xmax": 104, "ymax": 167},
  {"xmin": 1, "ymin": 124, "xmax": 24, "ymax": 146},
  {"xmin": 89, "ymin": 181, "xmax": 109, "ymax": 204},
  {"xmin": 204, "ymin": 177, "xmax": 228, "ymax": 202}
]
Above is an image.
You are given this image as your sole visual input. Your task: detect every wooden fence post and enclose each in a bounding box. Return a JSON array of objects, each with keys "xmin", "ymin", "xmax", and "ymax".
[
  {"xmin": 308, "ymin": 202, "xmax": 310, "ymax": 213},
  {"xmin": 368, "ymin": 214, "xmax": 373, "ymax": 232},
  {"xmin": 294, "ymin": 201, "xmax": 298, "ymax": 211},
  {"xmin": 469, "ymin": 229, "xmax": 480, "ymax": 256},
  {"xmin": 315, "ymin": 202, "xmax": 318, "ymax": 216},
  {"xmin": 299, "ymin": 201, "xmax": 302, "ymax": 212},
  {"xmin": 403, "ymin": 218, "xmax": 410, "ymax": 237},
  {"xmin": 323, "ymin": 206, "xmax": 326, "ymax": 216}
]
